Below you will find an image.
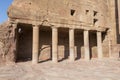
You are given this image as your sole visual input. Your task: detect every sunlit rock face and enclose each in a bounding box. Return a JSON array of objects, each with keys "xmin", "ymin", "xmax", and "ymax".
[
  {"xmin": 8, "ymin": 0, "xmax": 109, "ymax": 27},
  {"xmin": 0, "ymin": 0, "xmax": 117, "ymax": 64}
]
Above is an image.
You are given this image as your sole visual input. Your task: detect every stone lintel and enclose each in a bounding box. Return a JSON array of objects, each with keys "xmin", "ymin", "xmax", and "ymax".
[{"xmin": 10, "ymin": 18, "xmax": 108, "ymax": 32}]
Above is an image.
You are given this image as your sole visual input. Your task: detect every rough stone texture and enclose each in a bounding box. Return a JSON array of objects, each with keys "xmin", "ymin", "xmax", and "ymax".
[
  {"xmin": 0, "ymin": 0, "xmax": 120, "ymax": 64},
  {"xmin": 0, "ymin": 22, "xmax": 16, "ymax": 65},
  {"xmin": 7, "ymin": 0, "xmax": 108, "ymax": 31},
  {"xmin": 8, "ymin": 0, "xmax": 108, "ymax": 26},
  {"xmin": 0, "ymin": 0, "xmax": 120, "ymax": 79}
]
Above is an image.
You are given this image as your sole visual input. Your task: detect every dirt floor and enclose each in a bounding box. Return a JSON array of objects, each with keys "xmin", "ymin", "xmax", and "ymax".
[{"xmin": 0, "ymin": 58, "xmax": 120, "ymax": 80}]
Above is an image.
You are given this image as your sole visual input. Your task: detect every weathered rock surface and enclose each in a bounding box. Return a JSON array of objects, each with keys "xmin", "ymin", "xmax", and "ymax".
[
  {"xmin": 0, "ymin": 0, "xmax": 119, "ymax": 65},
  {"xmin": 0, "ymin": 22, "xmax": 16, "ymax": 65},
  {"xmin": 8, "ymin": 0, "xmax": 108, "ymax": 27}
]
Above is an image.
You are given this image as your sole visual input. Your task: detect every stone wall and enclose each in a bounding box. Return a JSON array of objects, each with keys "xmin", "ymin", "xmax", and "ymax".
[
  {"xmin": 0, "ymin": 22, "xmax": 17, "ymax": 64},
  {"xmin": 0, "ymin": 0, "xmax": 120, "ymax": 64},
  {"xmin": 8, "ymin": 0, "xmax": 109, "ymax": 28}
]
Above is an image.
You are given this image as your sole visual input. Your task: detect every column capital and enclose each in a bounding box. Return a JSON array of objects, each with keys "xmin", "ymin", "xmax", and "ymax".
[
  {"xmin": 84, "ymin": 29, "xmax": 89, "ymax": 31},
  {"xmin": 69, "ymin": 28, "xmax": 75, "ymax": 30},
  {"xmin": 51, "ymin": 26, "xmax": 58, "ymax": 29},
  {"xmin": 32, "ymin": 24, "xmax": 39, "ymax": 27},
  {"xmin": 8, "ymin": 18, "xmax": 18, "ymax": 24},
  {"xmin": 32, "ymin": 21, "xmax": 40, "ymax": 26},
  {"xmin": 97, "ymin": 30, "xmax": 102, "ymax": 32},
  {"xmin": 107, "ymin": 29, "xmax": 112, "ymax": 33},
  {"xmin": 12, "ymin": 23, "xmax": 17, "ymax": 28},
  {"xmin": 51, "ymin": 24, "xmax": 57, "ymax": 28}
]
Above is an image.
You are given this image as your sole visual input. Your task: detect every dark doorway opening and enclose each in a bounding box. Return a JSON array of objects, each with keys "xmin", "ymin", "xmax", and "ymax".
[
  {"xmin": 58, "ymin": 28, "xmax": 69, "ymax": 62},
  {"xmin": 17, "ymin": 24, "xmax": 32, "ymax": 62},
  {"xmin": 75, "ymin": 29, "xmax": 84, "ymax": 60},
  {"xmin": 39, "ymin": 26, "xmax": 52, "ymax": 63},
  {"xmin": 89, "ymin": 31, "xmax": 97, "ymax": 59}
]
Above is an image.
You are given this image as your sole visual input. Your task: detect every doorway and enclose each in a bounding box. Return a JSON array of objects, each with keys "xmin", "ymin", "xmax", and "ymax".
[{"xmin": 17, "ymin": 24, "xmax": 32, "ymax": 62}]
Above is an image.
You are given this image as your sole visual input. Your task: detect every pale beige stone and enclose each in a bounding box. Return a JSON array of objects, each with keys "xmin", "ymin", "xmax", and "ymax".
[
  {"xmin": 32, "ymin": 25, "xmax": 39, "ymax": 64},
  {"xmin": 0, "ymin": 0, "xmax": 120, "ymax": 64},
  {"xmin": 84, "ymin": 30, "xmax": 90, "ymax": 60},
  {"xmin": 97, "ymin": 31, "xmax": 103, "ymax": 59},
  {"xmin": 52, "ymin": 27, "xmax": 58, "ymax": 63},
  {"xmin": 69, "ymin": 28, "xmax": 75, "ymax": 62}
]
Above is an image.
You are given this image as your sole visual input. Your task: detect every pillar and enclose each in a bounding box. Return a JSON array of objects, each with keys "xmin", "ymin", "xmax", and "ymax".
[
  {"xmin": 118, "ymin": 0, "xmax": 120, "ymax": 33},
  {"xmin": 52, "ymin": 27, "xmax": 58, "ymax": 63},
  {"xmin": 108, "ymin": 29, "xmax": 112, "ymax": 58},
  {"xmin": 10, "ymin": 23, "xmax": 17, "ymax": 61},
  {"xmin": 84, "ymin": 30, "xmax": 90, "ymax": 60},
  {"xmin": 97, "ymin": 31, "xmax": 103, "ymax": 59},
  {"xmin": 69, "ymin": 28, "xmax": 75, "ymax": 62},
  {"xmin": 32, "ymin": 25, "xmax": 39, "ymax": 64},
  {"xmin": 108, "ymin": 38, "xmax": 112, "ymax": 58}
]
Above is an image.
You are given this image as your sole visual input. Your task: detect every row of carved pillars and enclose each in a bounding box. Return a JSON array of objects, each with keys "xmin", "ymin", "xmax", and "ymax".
[
  {"xmin": 12, "ymin": 24, "xmax": 103, "ymax": 64},
  {"xmin": 32, "ymin": 25, "xmax": 103, "ymax": 64}
]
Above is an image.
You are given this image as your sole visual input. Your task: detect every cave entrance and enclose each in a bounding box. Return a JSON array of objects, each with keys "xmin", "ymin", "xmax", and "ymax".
[{"xmin": 17, "ymin": 24, "xmax": 32, "ymax": 62}]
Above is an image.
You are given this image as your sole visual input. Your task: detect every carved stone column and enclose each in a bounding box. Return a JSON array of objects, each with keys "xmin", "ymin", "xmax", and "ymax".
[
  {"xmin": 84, "ymin": 30, "xmax": 90, "ymax": 60},
  {"xmin": 118, "ymin": 0, "xmax": 120, "ymax": 33},
  {"xmin": 52, "ymin": 27, "xmax": 58, "ymax": 63},
  {"xmin": 10, "ymin": 23, "xmax": 18, "ymax": 62},
  {"xmin": 108, "ymin": 30, "xmax": 112, "ymax": 58},
  {"xmin": 97, "ymin": 31, "xmax": 103, "ymax": 59},
  {"xmin": 69, "ymin": 28, "xmax": 75, "ymax": 62},
  {"xmin": 32, "ymin": 25, "xmax": 39, "ymax": 64}
]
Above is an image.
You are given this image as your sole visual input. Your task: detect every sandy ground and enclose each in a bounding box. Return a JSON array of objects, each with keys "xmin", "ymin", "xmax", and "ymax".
[{"xmin": 0, "ymin": 58, "xmax": 120, "ymax": 80}]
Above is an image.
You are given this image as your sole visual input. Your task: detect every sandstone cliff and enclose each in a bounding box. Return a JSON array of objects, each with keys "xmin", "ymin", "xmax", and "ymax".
[{"xmin": 0, "ymin": 22, "xmax": 16, "ymax": 65}]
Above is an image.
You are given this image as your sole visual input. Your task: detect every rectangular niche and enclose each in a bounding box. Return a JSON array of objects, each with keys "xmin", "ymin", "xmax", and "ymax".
[
  {"xmin": 93, "ymin": 18, "xmax": 98, "ymax": 25},
  {"xmin": 85, "ymin": 10, "xmax": 89, "ymax": 15},
  {"xmin": 70, "ymin": 9, "xmax": 76, "ymax": 16},
  {"xmin": 93, "ymin": 11, "xmax": 98, "ymax": 16}
]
